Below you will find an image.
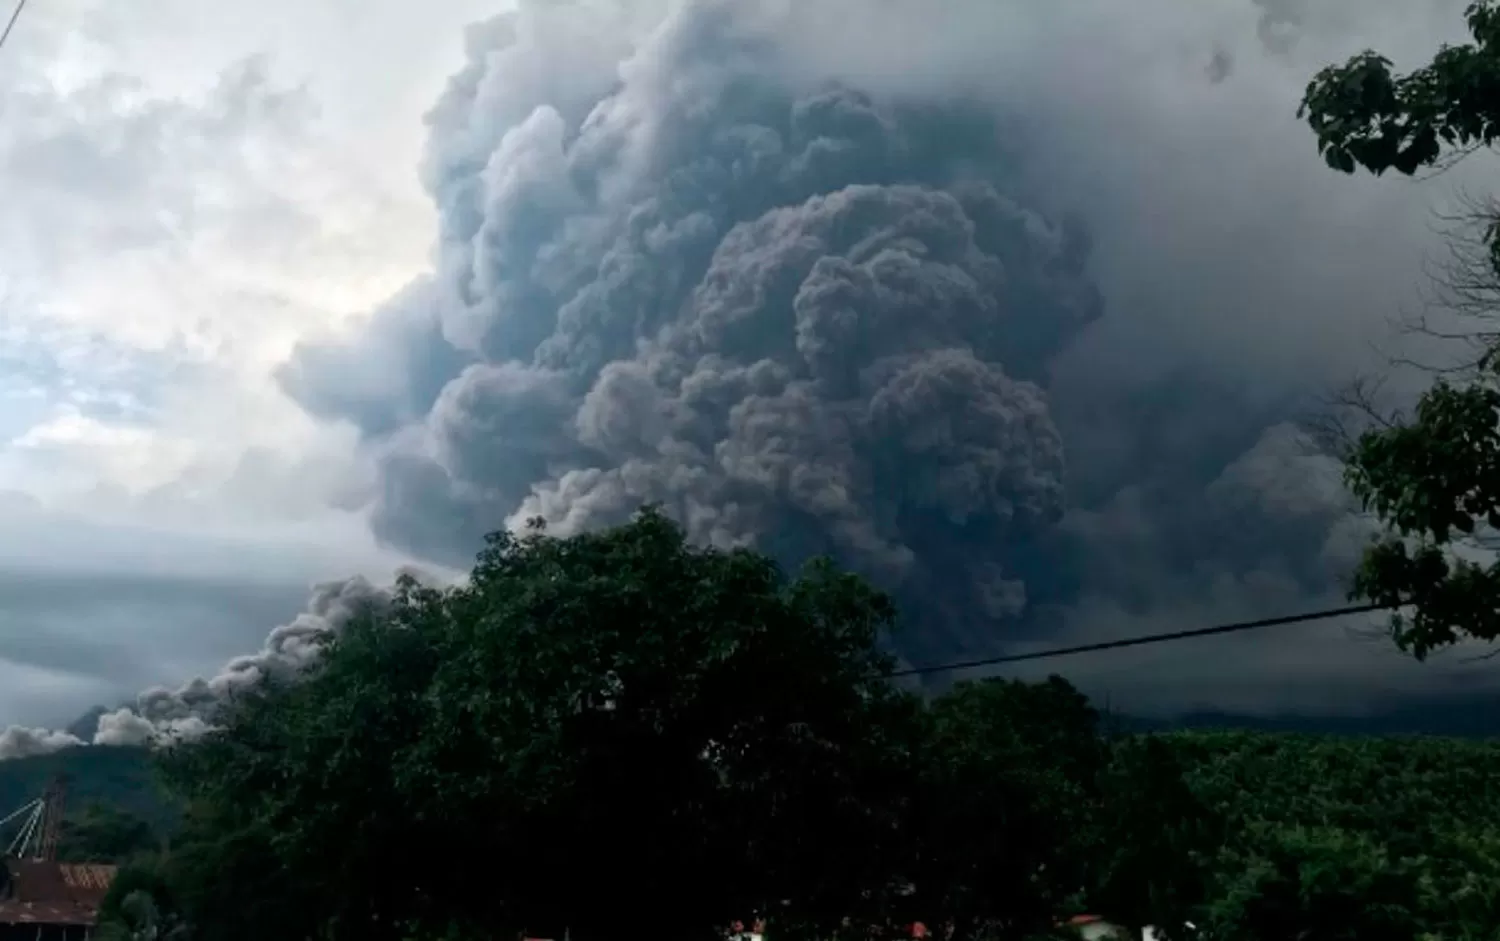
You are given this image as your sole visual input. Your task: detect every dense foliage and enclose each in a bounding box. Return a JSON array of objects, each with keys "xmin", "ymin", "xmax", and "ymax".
[
  {"xmin": 1166, "ymin": 731, "xmax": 1500, "ymax": 939},
  {"xmin": 150, "ymin": 509, "xmax": 928, "ymax": 941},
  {"xmin": 66, "ymin": 511, "xmax": 1203, "ymax": 941},
  {"xmin": 22, "ymin": 510, "xmax": 1474, "ymax": 941},
  {"xmin": 33, "ymin": 723, "xmax": 1500, "ymax": 939},
  {"xmin": 903, "ymin": 677, "xmax": 1109, "ymax": 939},
  {"xmin": 56, "ymin": 801, "xmax": 160, "ymax": 864}
]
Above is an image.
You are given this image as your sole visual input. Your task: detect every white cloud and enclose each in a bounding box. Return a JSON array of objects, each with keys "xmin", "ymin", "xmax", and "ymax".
[
  {"xmin": 0, "ymin": 0, "xmax": 499, "ymax": 724},
  {"xmin": 0, "ymin": 0, "xmax": 503, "ymax": 507}
]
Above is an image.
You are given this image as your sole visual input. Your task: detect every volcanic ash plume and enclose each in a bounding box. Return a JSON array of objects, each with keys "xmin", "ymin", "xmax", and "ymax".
[
  {"xmin": 279, "ymin": 0, "xmax": 1103, "ymax": 661},
  {"xmin": 0, "ymin": 726, "xmax": 84, "ymax": 761},
  {"xmin": 0, "ymin": 576, "xmax": 392, "ymax": 758},
  {"xmin": 3, "ymin": 0, "xmax": 1454, "ymax": 757}
]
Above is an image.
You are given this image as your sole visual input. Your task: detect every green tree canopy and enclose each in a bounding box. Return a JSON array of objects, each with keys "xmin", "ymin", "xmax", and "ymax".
[
  {"xmin": 57, "ymin": 802, "xmax": 159, "ymax": 864},
  {"xmin": 905, "ymin": 676, "xmax": 1107, "ymax": 940},
  {"xmin": 155, "ymin": 507, "xmax": 920, "ymax": 941},
  {"xmin": 1300, "ymin": 2, "xmax": 1500, "ymax": 178},
  {"xmin": 1089, "ymin": 736, "xmax": 1220, "ymax": 941},
  {"xmin": 1301, "ymin": 0, "xmax": 1500, "ymax": 655},
  {"xmin": 96, "ymin": 855, "xmax": 190, "ymax": 941},
  {"xmin": 1202, "ymin": 825, "xmax": 1423, "ymax": 941}
]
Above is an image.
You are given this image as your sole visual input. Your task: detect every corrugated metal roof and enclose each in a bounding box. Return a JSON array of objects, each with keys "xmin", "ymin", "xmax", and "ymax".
[
  {"xmin": 58, "ymin": 864, "xmax": 116, "ymax": 894},
  {"xmin": 0, "ymin": 899, "xmax": 99, "ymax": 927},
  {"xmin": 0, "ymin": 858, "xmax": 117, "ymax": 926}
]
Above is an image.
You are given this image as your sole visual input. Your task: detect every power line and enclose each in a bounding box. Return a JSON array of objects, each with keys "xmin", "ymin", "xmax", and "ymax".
[
  {"xmin": 883, "ymin": 601, "xmax": 1394, "ymax": 679},
  {"xmin": 0, "ymin": 0, "xmax": 28, "ymax": 55}
]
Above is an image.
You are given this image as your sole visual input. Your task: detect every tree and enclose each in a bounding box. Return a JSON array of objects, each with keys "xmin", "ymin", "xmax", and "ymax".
[
  {"xmin": 904, "ymin": 677, "xmax": 1107, "ymax": 941},
  {"xmin": 1300, "ymin": 1, "xmax": 1500, "ymax": 655},
  {"xmin": 155, "ymin": 507, "xmax": 920, "ymax": 941},
  {"xmin": 57, "ymin": 802, "xmax": 159, "ymax": 863},
  {"xmin": 151, "ymin": 802, "xmax": 309, "ymax": 941},
  {"xmin": 96, "ymin": 856, "xmax": 191, "ymax": 941},
  {"xmin": 1155, "ymin": 729, "xmax": 1500, "ymax": 940},
  {"xmin": 1202, "ymin": 826, "xmax": 1423, "ymax": 941},
  {"xmin": 1088, "ymin": 736, "xmax": 1220, "ymax": 941},
  {"xmin": 1299, "ymin": 2, "xmax": 1500, "ymax": 180}
]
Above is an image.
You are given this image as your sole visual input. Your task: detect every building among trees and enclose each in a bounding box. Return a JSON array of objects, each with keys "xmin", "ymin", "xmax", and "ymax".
[
  {"xmin": 0, "ymin": 858, "xmax": 117, "ymax": 941},
  {"xmin": 0, "ymin": 778, "xmax": 118, "ymax": 940}
]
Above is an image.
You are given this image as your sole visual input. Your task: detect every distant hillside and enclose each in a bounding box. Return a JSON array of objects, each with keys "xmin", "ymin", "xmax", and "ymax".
[
  {"xmin": 0, "ymin": 746, "xmax": 171, "ymax": 833},
  {"xmin": 0, "ymin": 691, "xmax": 1491, "ymax": 845},
  {"xmin": 1116, "ymin": 693, "xmax": 1500, "ymax": 739}
]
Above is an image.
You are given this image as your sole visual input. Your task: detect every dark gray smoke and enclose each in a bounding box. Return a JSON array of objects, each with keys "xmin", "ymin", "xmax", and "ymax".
[
  {"xmin": 0, "ymin": 576, "xmax": 392, "ymax": 758},
  {"xmin": 280, "ymin": 0, "xmax": 1110, "ymax": 663},
  {"xmin": 91, "ymin": 575, "xmax": 391, "ymax": 747},
  {"xmin": 272, "ymin": 0, "xmax": 1373, "ymax": 668},
  {"xmin": 6, "ymin": 0, "xmax": 1496, "ymax": 761},
  {"xmin": 272, "ymin": 0, "xmax": 1498, "ymax": 709}
]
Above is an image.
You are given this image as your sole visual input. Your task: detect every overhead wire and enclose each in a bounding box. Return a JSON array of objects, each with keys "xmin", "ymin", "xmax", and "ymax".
[
  {"xmin": 0, "ymin": 0, "xmax": 27, "ymax": 56},
  {"xmin": 882, "ymin": 601, "xmax": 1395, "ymax": 679}
]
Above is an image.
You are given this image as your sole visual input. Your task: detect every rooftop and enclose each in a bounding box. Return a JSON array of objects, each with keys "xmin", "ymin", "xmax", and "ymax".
[{"xmin": 0, "ymin": 859, "xmax": 118, "ymax": 927}]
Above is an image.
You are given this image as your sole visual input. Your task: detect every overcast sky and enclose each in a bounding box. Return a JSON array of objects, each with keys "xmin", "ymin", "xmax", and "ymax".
[
  {"xmin": 0, "ymin": 0, "xmax": 497, "ymax": 725},
  {"xmin": 1, "ymin": 0, "xmax": 1498, "ymax": 731}
]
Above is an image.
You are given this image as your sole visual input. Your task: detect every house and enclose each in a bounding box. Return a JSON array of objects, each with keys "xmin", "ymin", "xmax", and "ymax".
[
  {"xmin": 1063, "ymin": 915, "xmax": 1181, "ymax": 940},
  {"xmin": 0, "ymin": 858, "xmax": 117, "ymax": 941}
]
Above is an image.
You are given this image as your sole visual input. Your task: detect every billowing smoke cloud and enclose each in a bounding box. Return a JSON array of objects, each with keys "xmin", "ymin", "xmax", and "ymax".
[
  {"xmin": 0, "ymin": 576, "xmax": 391, "ymax": 758},
  {"xmin": 279, "ymin": 0, "xmax": 1441, "ymax": 682},
  {"xmin": 1046, "ymin": 421, "xmax": 1367, "ymax": 618},
  {"xmin": 0, "ymin": 726, "xmax": 84, "ymax": 761},
  {"xmin": 9, "ymin": 0, "xmax": 1498, "ymax": 756},
  {"xmin": 276, "ymin": 0, "xmax": 1454, "ymax": 680},
  {"xmin": 94, "ymin": 576, "xmax": 390, "ymax": 746},
  {"xmin": 278, "ymin": 0, "xmax": 1110, "ymax": 664}
]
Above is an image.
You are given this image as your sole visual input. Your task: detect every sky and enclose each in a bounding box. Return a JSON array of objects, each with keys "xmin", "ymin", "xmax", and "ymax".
[
  {"xmin": 0, "ymin": 0, "xmax": 495, "ymax": 726},
  {"xmin": 1, "ymin": 0, "xmax": 1499, "ymax": 737}
]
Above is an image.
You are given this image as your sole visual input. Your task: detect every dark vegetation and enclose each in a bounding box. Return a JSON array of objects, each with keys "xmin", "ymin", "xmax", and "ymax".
[
  {"xmin": 1122, "ymin": 700, "xmax": 1500, "ymax": 739},
  {"xmin": 0, "ymin": 510, "xmax": 1493, "ymax": 941}
]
